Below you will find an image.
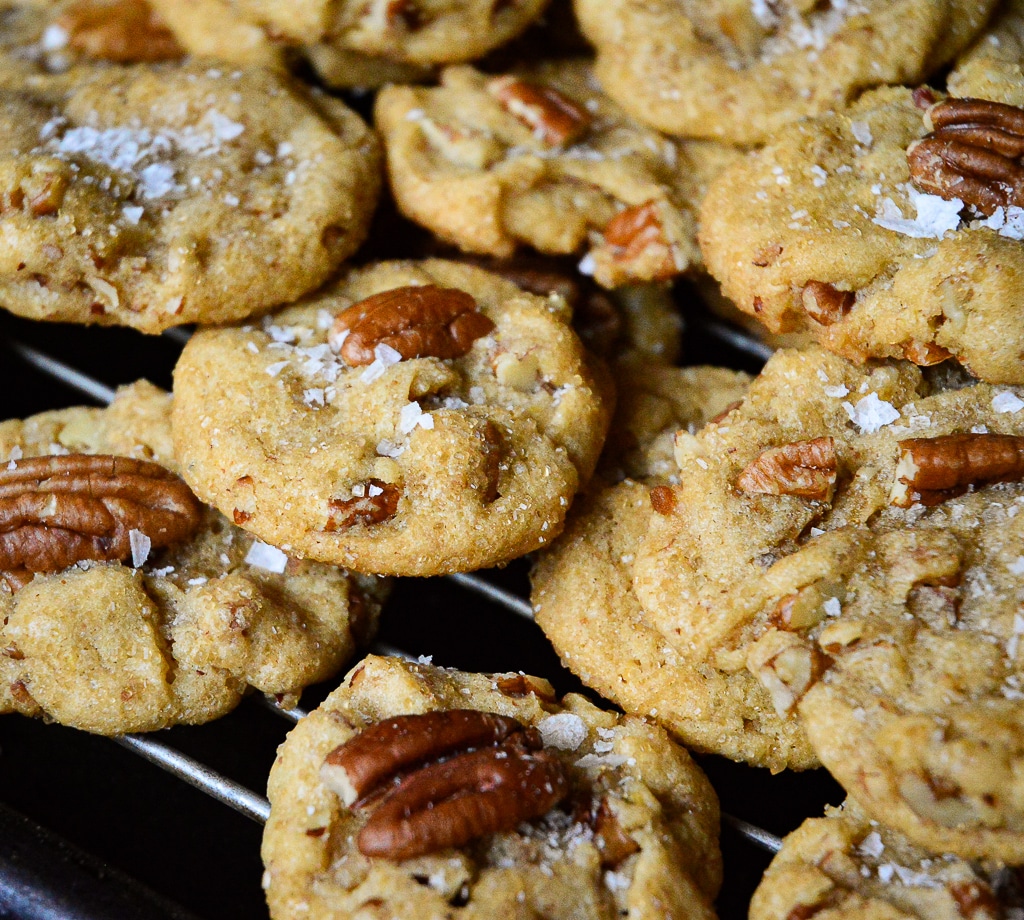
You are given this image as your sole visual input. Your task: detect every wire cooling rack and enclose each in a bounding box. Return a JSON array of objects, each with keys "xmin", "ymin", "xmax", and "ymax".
[{"xmin": 0, "ymin": 299, "xmax": 844, "ymax": 920}]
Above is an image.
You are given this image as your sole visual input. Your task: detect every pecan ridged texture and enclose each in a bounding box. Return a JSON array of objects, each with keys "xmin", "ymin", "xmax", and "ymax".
[
  {"xmin": 908, "ymin": 98, "xmax": 1024, "ymax": 217},
  {"xmin": 332, "ymin": 285, "xmax": 495, "ymax": 366},
  {"xmin": 321, "ymin": 708, "xmax": 569, "ymax": 860},
  {"xmin": 602, "ymin": 201, "xmax": 676, "ymax": 280},
  {"xmin": 0, "ymin": 454, "xmax": 202, "ymax": 587},
  {"xmin": 57, "ymin": 0, "xmax": 184, "ymax": 62},
  {"xmin": 891, "ymin": 433, "xmax": 1024, "ymax": 506},
  {"xmin": 487, "ymin": 76, "xmax": 591, "ymax": 147},
  {"xmin": 736, "ymin": 437, "xmax": 838, "ymax": 501}
]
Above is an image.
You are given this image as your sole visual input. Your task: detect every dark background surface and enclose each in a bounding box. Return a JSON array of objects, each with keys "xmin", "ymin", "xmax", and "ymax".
[{"xmin": 0, "ymin": 292, "xmax": 844, "ymax": 920}]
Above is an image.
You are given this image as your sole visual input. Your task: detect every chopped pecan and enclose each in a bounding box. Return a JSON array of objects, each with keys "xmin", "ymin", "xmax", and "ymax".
[
  {"xmin": 496, "ymin": 674, "xmax": 556, "ymax": 700},
  {"xmin": 0, "ymin": 454, "xmax": 202, "ymax": 584},
  {"xmin": 912, "ymin": 86, "xmax": 937, "ymax": 111},
  {"xmin": 801, "ymin": 281, "xmax": 854, "ymax": 326},
  {"xmin": 332, "ymin": 285, "xmax": 495, "ymax": 366},
  {"xmin": 602, "ymin": 201, "xmax": 677, "ymax": 280},
  {"xmin": 748, "ymin": 631, "xmax": 831, "ymax": 716},
  {"xmin": 736, "ymin": 437, "xmax": 837, "ymax": 501},
  {"xmin": 592, "ymin": 798, "xmax": 639, "ymax": 867},
  {"xmin": 325, "ymin": 480, "xmax": 401, "ymax": 530},
  {"xmin": 948, "ymin": 880, "xmax": 1000, "ymax": 918},
  {"xmin": 56, "ymin": 0, "xmax": 184, "ymax": 63},
  {"xmin": 321, "ymin": 709, "xmax": 524, "ymax": 806},
  {"xmin": 649, "ymin": 485, "xmax": 677, "ymax": 515},
  {"xmin": 382, "ymin": 0, "xmax": 422, "ymax": 30},
  {"xmin": 487, "ymin": 76, "xmax": 591, "ymax": 147},
  {"xmin": 902, "ymin": 340, "xmax": 952, "ymax": 366},
  {"xmin": 322, "ymin": 708, "xmax": 568, "ymax": 860},
  {"xmin": 908, "ymin": 98, "xmax": 1024, "ymax": 217},
  {"xmin": 358, "ymin": 743, "xmax": 567, "ymax": 859},
  {"xmin": 890, "ymin": 433, "xmax": 1024, "ymax": 507}
]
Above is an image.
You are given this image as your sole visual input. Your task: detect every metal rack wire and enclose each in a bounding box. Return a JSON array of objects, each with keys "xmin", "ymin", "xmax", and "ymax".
[{"xmin": 0, "ymin": 311, "xmax": 807, "ymax": 920}]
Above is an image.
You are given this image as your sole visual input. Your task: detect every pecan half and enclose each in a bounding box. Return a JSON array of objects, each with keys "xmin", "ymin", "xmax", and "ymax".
[
  {"xmin": 323, "ymin": 708, "xmax": 569, "ymax": 860},
  {"xmin": 801, "ymin": 281, "xmax": 854, "ymax": 326},
  {"xmin": 56, "ymin": 0, "xmax": 184, "ymax": 63},
  {"xmin": 487, "ymin": 76, "xmax": 591, "ymax": 148},
  {"xmin": 736, "ymin": 437, "xmax": 837, "ymax": 501},
  {"xmin": 325, "ymin": 479, "xmax": 401, "ymax": 531},
  {"xmin": 908, "ymin": 98, "xmax": 1024, "ymax": 217},
  {"xmin": 0, "ymin": 454, "xmax": 202, "ymax": 584},
  {"xmin": 358, "ymin": 743, "xmax": 568, "ymax": 859},
  {"xmin": 890, "ymin": 433, "xmax": 1024, "ymax": 507},
  {"xmin": 332, "ymin": 285, "xmax": 495, "ymax": 366},
  {"xmin": 321, "ymin": 709, "xmax": 524, "ymax": 806},
  {"xmin": 602, "ymin": 201, "xmax": 676, "ymax": 281}
]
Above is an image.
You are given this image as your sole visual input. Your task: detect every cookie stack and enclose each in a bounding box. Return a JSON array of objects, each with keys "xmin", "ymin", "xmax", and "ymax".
[{"xmin": 1, "ymin": 0, "xmax": 1024, "ymax": 917}]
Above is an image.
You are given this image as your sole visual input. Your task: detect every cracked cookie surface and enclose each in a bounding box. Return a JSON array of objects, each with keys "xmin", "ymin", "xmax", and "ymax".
[
  {"xmin": 0, "ymin": 59, "xmax": 380, "ymax": 332},
  {"xmin": 700, "ymin": 84, "xmax": 1024, "ymax": 384},
  {"xmin": 261, "ymin": 654, "xmax": 721, "ymax": 920},
  {"xmin": 632, "ymin": 346, "xmax": 1024, "ymax": 859},
  {"xmin": 172, "ymin": 260, "xmax": 611, "ymax": 576},
  {"xmin": 376, "ymin": 61, "xmax": 741, "ymax": 288},
  {"xmin": 575, "ymin": 0, "xmax": 996, "ymax": 145},
  {"xmin": 0, "ymin": 382, "xmax": 385, "ymax": 735}
]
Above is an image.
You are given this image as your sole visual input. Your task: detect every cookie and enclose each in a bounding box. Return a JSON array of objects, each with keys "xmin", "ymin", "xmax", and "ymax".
[
  {"xmin": 700, "ymin": 84, "xmax": 1024, "ymax": 384},
  {"xmin": 0, "ymin": 60, "xmax": 380, "ymax": 332},
  {"xmin": 574, "ymin": 0, "xmax": 996, "ymax": 146},
  {"xmin": 0, "ymin": 0, "xmax": 184, "ymax": 82},
  {"xmin": 750, "ymin": 800, "xmax": 1022, "ymax": 920},
  {"xmin": 948, "ymin": 0, "xmax": 1024, "ymax": 107},
  {"xmin": 0, "ymin": 382, "xmax": 386, "ymax": 735},
  {"xmin": 375, "ymin": 61, "xmax": 742, "ymax": 288},
  {"xmin": 261, "ymin": 654, "xmax": 722, "ymax": 920},
  {"xmin": 632, "ymin": 346, "xmax": 1024, "ymax": 859},
  {"xmin": 228, "ymin": 0, "xmax": 551, "ymax": 68},
  {"xmin": 533, "ymin": 366, "xmax": 817, "ymax": 772},
  {"xmin": 172, "ymin": 260, "xmax": 612, "ymax": 576}
]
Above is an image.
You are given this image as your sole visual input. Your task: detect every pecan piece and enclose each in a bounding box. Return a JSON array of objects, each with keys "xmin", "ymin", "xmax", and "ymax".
[
  {"xmin": 801, "ymin": 281, "xmax": 854, "ymax": 326},
  {"xmin": 890, "ymin": 433, "xmax": 1024, "ymax": 507},
  {"xmin": 487, "ymin": 76, "xmax": 591, "ymax": 147},
  {"xmin": 321, "ymin": 709, "xmax": 524, "ymax": 806},
  {"xmin": 332, "ymin": 285, "xmax": 495, "ymax": 366},
  {"xmin": 0, "ymin": 454, "xmax": 202, "ymax": 583},
  {"xmin": 325, "ymin": 479, "xmax": 401, "ymax": 531},
  {"xmin": 948, "ymin": 880, "xmax": 1000, "ymax": 918},
  {"xmin": 902, "ymin": 340, "xmax": 952, "ymax": 366},
  {"xmin": 592, "ymin": 798, "xmax": 639, "ymax": 867},
  {"xmin": 358, "ymin": 743, "xmax": 568, "ymax": 859},
  {"xmin": 649, "ymin": 485, "xmax": 677, "ymax": 515},
  {"xmin": 602, "ymin": 201, "xmax": 677, "ymax": 281},
  {"xmin": 736, "ymin": 437, "xmax": 837, "ymax": 501},
  {"xmin": 56, "ymin": 0, "xmax": 184, "ymax": 63},
  {"xmin": 908, "ymin": 98, "xmax": 1024, "ymax": 217}
]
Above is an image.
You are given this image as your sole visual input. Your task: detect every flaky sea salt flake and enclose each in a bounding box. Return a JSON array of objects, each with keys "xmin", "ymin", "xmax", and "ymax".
[
  {"xmin": 129, "ymin": 529, "xmax": 152, "ymax": 568},
  {"xmin": 245, "ymin": 540, "xmax": 288, "ymax": 573}
]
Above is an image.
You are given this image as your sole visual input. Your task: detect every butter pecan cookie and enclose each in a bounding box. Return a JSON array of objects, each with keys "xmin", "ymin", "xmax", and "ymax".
[
  {"xmin": 633, "ymin": 346, "xmax": 1024, "ymax": 859},
  {"xmin": 172, "ymin": 260, "xmax": 612, "ymax": 576},
  {"xmin": 0, "ymin": 382, "xmax": 386, "ymax": 735},
  {"xmin": 701, "ymin": 83, "xmax": 1024, "ymax": 384},
  {"xmin": 150, "ymin": 0, "xmax": 547, "ymax": 88},
  {"xmin": 751, "ymin": 800, "xmax": 1022, "ymax": 920},
  {"xmin": 375, "ymin": 61, "xmax": 742, "ymax": 288},
  {"xmin": 575, "ymin": 0, "xmax": 996, "ymax": 146},
  {"xmin": 533, "ymin": 367, "xmax": 818, "ymax": 772},
  {"xmin": 0, "ymin": 60, "xmax": 380, "ymax": 332},
  {"xmin": 261, "ymin": 654, "xmax": 722, "ymax": 920}
]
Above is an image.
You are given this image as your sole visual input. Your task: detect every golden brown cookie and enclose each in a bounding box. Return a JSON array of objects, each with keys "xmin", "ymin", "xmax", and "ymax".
[
  {"xmin": 700, "ymin": 84, "xmax": 1024, "ymax": 384},
  {"xmin": 632, "ymin": 346, "xmax": 1024, "ymax": 859},
  {"xmin": 0, "ymin": 382, "xmax": 385, "ymax": 735},
  {"xmin": 575, "ymin": 0, "xmax": 996, "ymax": 145},
  {"xmin": 261, "ymin": 655, "xmax": 722, "ymax": 920},
  {"xmin": 172, "ymin": 260, "xmax": 612, "ymax": 576},
  {"xmin": 0, "ymin": 60, "xmax": 380, "ymax": 332},
  {"xmin": 751, "ymin": 800, "xmax": 1021, "ymax": 920},
  {"xmin": 376, "ymin": 61, "xmax": 742, "ymax": 288}
]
